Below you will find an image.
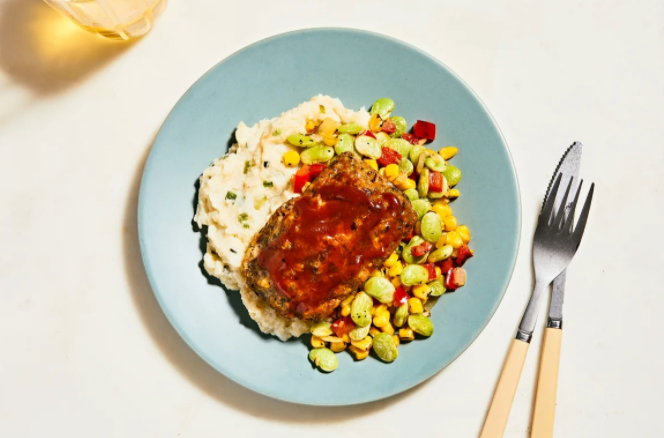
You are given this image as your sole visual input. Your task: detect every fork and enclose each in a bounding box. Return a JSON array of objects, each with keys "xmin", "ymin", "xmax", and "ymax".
[{"xmin": 479, "ymin": 174, "xmax": 595, "ymax": 438}]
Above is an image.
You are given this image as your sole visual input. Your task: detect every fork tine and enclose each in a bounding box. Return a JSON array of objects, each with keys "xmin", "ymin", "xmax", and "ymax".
[
  {"xmin": 572, "ymin": 183, "xmax": 595, "ymax": 244},
  {"xmin": 542, "ymin": 174, "xmax": 562, "ymax": 223},
  {"xmin": 554, "ymin": 177, "xmax": 574, "ymax": 230},
  {"xmin": 566, "ymin": 180, "xmax": 584, "ymax": 233}
]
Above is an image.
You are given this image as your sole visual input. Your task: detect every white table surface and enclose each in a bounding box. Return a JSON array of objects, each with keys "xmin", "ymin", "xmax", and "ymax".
[{"xmin": 1, "ymin": 0, "xmax": 663, "ymax": 436}]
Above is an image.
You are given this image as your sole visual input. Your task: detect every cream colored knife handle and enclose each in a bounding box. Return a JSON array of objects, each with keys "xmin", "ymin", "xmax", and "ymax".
[
  {"xmin": 531, "ymin": 328, "xmax": 563, "ymax": 438},
  {"xmin": 480, "ymin": 339, "xmax": 530, "ymax": 438}
]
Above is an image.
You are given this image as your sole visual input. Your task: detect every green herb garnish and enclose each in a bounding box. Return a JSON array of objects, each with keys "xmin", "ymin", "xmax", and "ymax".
[
  {"xmin": 254, "ymin": 196, "xmax": 267, "ymax": 210},
  {"xmin": 238, "ymin": 213, "xmax": 249, "ymax": 222},
  {"xmin": 319, "ymin": 104, "xmax": 326, "ymax": 114},
  {"xmin": 272, "ymin": 129, "xmax": 282, "ymax": 136},
  {"xmin": 263, "ymin": 181, "xmax": 274, "ymax": 188},
  {"xmin": 243, "ymin": 161, "xmax": 252, "ymax": 174},
  {"xmin": 243, "ymin": 223, "xmax": 250, "ymax": 229},
  {"xmin": 225, "ymin": 191, "xmax": 237, "ymax": 201}
]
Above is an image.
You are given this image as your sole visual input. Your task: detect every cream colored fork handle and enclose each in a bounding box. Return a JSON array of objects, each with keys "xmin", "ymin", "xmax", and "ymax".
[
  {"xmin": 531, "ymin": 328, "xmax": 563, "ymax": 438},
  {"xmin": 479, "ymin": 339, "xmax": 530, "ymax": 438}
]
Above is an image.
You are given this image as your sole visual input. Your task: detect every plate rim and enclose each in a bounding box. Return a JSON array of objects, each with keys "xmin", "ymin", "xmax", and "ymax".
[{"xmin": 138, "ymin": 27, "xmax": 522, "ymax": 406}]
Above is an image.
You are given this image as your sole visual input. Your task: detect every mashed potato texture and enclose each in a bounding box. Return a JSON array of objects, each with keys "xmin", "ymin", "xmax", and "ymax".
[{"xmin": 194, "ymin": 95, "xmax": 370, "ymax": 340}]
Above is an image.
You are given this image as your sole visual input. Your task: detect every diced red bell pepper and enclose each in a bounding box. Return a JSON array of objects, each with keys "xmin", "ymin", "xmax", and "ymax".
[
  {"xmin": 331, "ymin": 315, "xmax": 356, "ymax": 338},
  {"xmin": 456, "ymin": 245, "xmax": 473, "ymax": 266},
  {"xmin": 382, "ymin": 119, "xmax": 396, "ymax": 134},
  {"xmin": 439, "ymin": 258, "xmax": 455, "ymax": 274},
  {"xmin": 401, "ymin": 133, "xmax": 420, "ymax": 145},
  {"xmin": 429, "ymin": 171, "xmax": 443, "ymax": 193},
  {"xmin": 413, "ymin": 120, "xmax": 436, "ymax": 141},
  {"xmin": 422, "ymin": 263, "xmax": 437, "ymax": 281},
  {"xmin": 411, "ymin": 241, "xmax": 433, "ymax": 257},
  {"xmin": 452, "ymin": 267, "xmax": 466, "ymax": 287},
  {"xmin": 358, "ymin": 129, "xmax": 376, "ymax": 139},
  {"xmin": 293, "ymin": 165, "xmax": 311, "ymax": 193},
  {"xmin": 393, "ymin": 285, "xmax": 409, "ymax": 306},
  {"xmin": 309, "ymin": 163, "xmax": 326, "ymax": 178},
  {"xmin": 377, "ymin": 147, "xmax": 402, "ymax": 166},
  {"xmin": 444, "ymin": 268, "xmax": 457, "ymax": 291}
]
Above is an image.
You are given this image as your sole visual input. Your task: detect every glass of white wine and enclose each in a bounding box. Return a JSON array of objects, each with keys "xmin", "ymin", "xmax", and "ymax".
[{"xmin": 43, "ymin": 0, "xmax": 167, "ymax": 40}]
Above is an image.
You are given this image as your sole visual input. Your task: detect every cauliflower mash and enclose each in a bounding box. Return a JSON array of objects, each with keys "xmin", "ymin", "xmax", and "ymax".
[{"xmin": 194, "ymin": 95, "xmax": 370, "ymax": 340}]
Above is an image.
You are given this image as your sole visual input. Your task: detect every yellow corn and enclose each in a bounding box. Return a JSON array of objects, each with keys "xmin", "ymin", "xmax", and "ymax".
[
  {"xmin": 330, "ymin": 342, "xmax": 346, "ymax": 352},
  {"xmin": 379, "ymin": 168, "xmax": 386, "ymax": 177},
  {"xmin": 432, "ymin": 203, "xmax": 452, "ymax": 219},
  {"xmin": 435, "ymin": 233, "xmax": 448, "ymax": 248},
  {"xmin": 369, "ymin": 326, "xmax": 381, "ymax": 337},
  {"xmin": 348, "ymin": 345, "xmax": 369, "ymax": 360},
  {"xmin": 434, "ymin": 266, "xmax": 442, "ymax": 279},
  {"xmin": 408, "ymin": 297, "xmax": 423, "ymax": 314},
  {"xmin": 311, "ymin": 336, "xmax": 326, "ymax": 348},
  {"xmin": 385, "ymin": 164, "xmax": 400, "ymax": 181},
  {"xmin": 412, "ymin": 284, "xmax": 431, "ymax": 300},
  {"xmin": 305, "ymin": 121, "xmax": 317, "ymax": 133},
  {"xmin": 341, "ymin": 305, "xmax": 351, "ymax": 317},
  {"xmin": 390, "ymin": 276, "xmax": 402, "ymax": 288},
  {"xmin": 440, "ymin": 146, "xmax": 458, "ymax": 160},
  {"xmin": 448, "ymin": 188, "xmax": 460, "ymax": 199},
  {"xmin": 342, "ymin": 334, "xmax": 351, "ymax": 343},
  {"xmin": 456, "ymin": 225, "xmax": 471, "ymax": 243},
  {"xmin": 282, "ymin": 150, "xmax": 300, "ymax": 167},
  {"xmin": 341, "ymin": 295, "xmax": 355, "ymax": 308},
  {"xmin": 373, "ymin": 304, "xmax": 388, "ymax": 317},
  {"xmin": 380, "ymin": 267, "xmax": 390, "ymax": 277},
  {"xmin": 446, "ymin": 231, "xmax": 464, "ymax": 249},
  {"xmin": 351, "ymin": 336, "xmax": 373, "ymax": 351},
  {"xmin": 443, "ymin": 216, "xmax": 458, "ymax": 231},
  {"xmin": 370, "ymin": 269, "xmax": 383, "ymax": 278},
  {"xmin": 364, "ymin": 159, "xmax": 378, "ymax": 171},
  {"xmin": 383, "ymin": 253, "xmax": 399, "ymax": 268},
  {"xmin": 369, "ymin": 113, "xmax": 382, "ymax": 132},
  {"xmin": 392, "ymin": 335, "xmax": 401, "ymax": 346},
  {"xmin": 399, "ymin": 328, "xmax": 415, "ymax": 341},
  {"xmin": 323, "ymin": 135, "xmax": 338, "ymax": 146},
  {"xmin": 388, "ymin": 261, "xmax": 403, "ymax": 277},
  {"xmin": 397, "ymin": 178, "xmax": 417, "ymax": 190},
  {"xmin": 373, "ymin": 310, "xmax": 391, "ymax": 328},
  {"xmin": 382, "ymin": 322, "xmax": 395, "ymax": 335}
]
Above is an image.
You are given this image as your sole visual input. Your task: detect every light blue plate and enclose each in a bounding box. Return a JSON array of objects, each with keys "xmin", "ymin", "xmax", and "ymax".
[{"xmin": 138, "ymin": 28, "xmax": 520, "ymax": 406}]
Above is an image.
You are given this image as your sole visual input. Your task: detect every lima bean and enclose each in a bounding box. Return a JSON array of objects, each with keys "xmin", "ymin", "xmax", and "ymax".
[
  {"xmin": 375, "ymin": 132, "xmax": 391, "ymax": 147},
  {"xmin": 423, "ymin": 295, "xmax": 441, "ymax": 311},
  {"xmin": 372, "ymin": 332, "xmax": 399, "ymax": 362},
  {"xmin": 349, "ymin": 324, "xmax": 371, "ymax": 341},
  {"xmin": 310, "ymin": 321, "xmax": 334, "ymax": 337},
  {"xmin": 425, "ymin": 155, "xmax": 447, "ymax": 172},
  {"xmin": 301, "ymin": 146, "xmax": 334, "ymax": 165},
  {"xmin": 386, "ymin": 138, "xmax": 413, "ymax": 158},
  {"xmin": 309, "ymin": 348, "xmax": 339, "ymax": 372},
  {"xmin": 287, "ymin": 134, "xmax": 315, "ymax": 147},
  {"xmin": 364, "ymin": 277, "xmax": 396, "ymax": 303},
  {"xmin": 442, "ymin": 165, "xmax": 462, "ymax": 187},
  {"xmin": 408, "ymin": 314, "xmax": 434, "ymax": 337},
  {"xmin": 410, "ymin": 199, "xmax": 431, "ymax": 220},
  {"xmin": 398, "ymin": 157, "xmax": 414, "ymax": 176},
  {"xmin": 418, "ymin": 168, "xmax": 430, "ymax": 198},
  {"xmin": 337, "ymin": 122, "xmax": 364, "ymax": 135},
  {"xmin": 355, "ymin": 135, "xmax": 382, "ymax": 159},
  {"xmin": 393, "ymin": 303, "xmax": 409, "ymax": 328},
  {"xmin": 428, "ymin": 190, "xmax": 445, "ymax": 200},
  {"xmin": 335, "ymin": 133, "xmax": 356, "ymax": 156},
  {"xmin": 350, "ymin": 292, "xmax": 373, "ymax": 327},
  {"xmin": 370, "ymin": 98, "xmax": 395, "ymax": 119},
  {"xmin": 420, "ymin": 211, "xmax": 443, "ymax": 243},
  {"xmin": 409, "ymin": 145, "xmax": 426, "ymax": 162},
  {"xmin": 404, "ymin": 188, "xmax": 419, "ymax": 202},
  {"xmin": 427, "ymin": 245, "xmax": 453, "ymax": 263},
  {"xmin": 428, "ymin": 279, "xmax": 447, "ymax": 297},
  {"xmin": 390, "ymin": 116, "xmax": 407, "ymax": 138},
  {"xmin": 400, "ymin": 264, "xmax": 430, "ymax": 286},
  {"xmin": 402, "ymin": 236, "xmax": 428, "ymax": 264}
]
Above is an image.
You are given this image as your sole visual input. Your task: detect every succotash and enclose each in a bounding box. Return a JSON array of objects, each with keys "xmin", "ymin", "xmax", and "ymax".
[{"xmin": 292, "ymin": 98, "xmax": 474, "ymax": 373}]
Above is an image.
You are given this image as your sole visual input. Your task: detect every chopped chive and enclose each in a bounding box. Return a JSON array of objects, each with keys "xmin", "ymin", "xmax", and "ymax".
[
  {"xmin": 238, "ymin": 213, "xmax": 249, "ymax": 222},
  {"xmin": 263, "ymin": 181, "xmax": 274, "ymax": 188},
  {"xmin": 263, "ymin": 161, "xmax": 270, "ymax": 168},
  {"xmin": 243, "ymin": 223, "xmax": 250, "ymax": 229},
  {"xmin": 225, "ymin": 191, "xmax": 237, "ymax": 201},
  {"xmin": 230, "ymin": 248, "xmax": 237, "ymax": 253},
  {"xmin": 272, "ymin": 129, "xmax": 282, "ymax": 136},
  {"xmin": 254, "ymin": 196, "xmax": 267, "ymax": 209},
  {"xmin": 243, "ymin": 161, "xmax": 252, "ymax": 174}
]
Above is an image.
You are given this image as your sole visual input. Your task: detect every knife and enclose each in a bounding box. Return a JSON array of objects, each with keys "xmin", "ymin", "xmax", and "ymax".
[{"xmin": 530, "ymin": 142, "xmax": 582, "ymax": 438}]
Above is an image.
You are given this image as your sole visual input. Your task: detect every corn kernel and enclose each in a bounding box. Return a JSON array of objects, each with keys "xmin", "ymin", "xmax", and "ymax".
[
  {"xmin": 364, "ymin": 159, "xmax": 378, "ymax": 171},
  {"xmin": 330, "ymin": 342, "xmax": 346, "ymax": 352},
  {"xmin": 373, "ymin": 304, "xmax": 388, "ymax": 317},
  {"xmin": 305, "ymin": 121, "xmax": 317, "ymax": 133},
  {"xmin": 412, "ymin": 284, "xmax": 431, "ymax": 300},
  {"xmin": 383, "ymin": 253, "xmax": 399, "ymax": 268},
  {"xmin": 392, "ymin": 172, "xmax": 408, "ymax": 187},
  {"xmin": 369, "ymin": 326, "xmax": 381, "ymax": 337},
  {"xmin": 342, "ymin": 334, "xmax": 351, "ymax": 343},
  {"xmin": 397, "ymin": 178, "xmax": 417, "ymax": 190},
  {"xmin": 432, "ymin": 203, "xmax": 452, "ymax": 219},
  {"xmin": 373, "ymin": 311, "xmax": 391, "ymax": 328},
  {"xmin": 443, "ymin": 216, "xmax": 458, "ymax": 231},
  {"xmin": 341, "ymin": 305, "xmax": 351, "ymax": 317},
  {"xmin": 440, "ymin": 146, "xmax": 458, "ymax": 160},
  {"xmin": 323, "ymin": 135, "xmax": 338, "ymax": 146},
  {"xmin": 399, "ymin": 328, "xmax": 415, "ymax": 341},
  {"xmin": 392, "ymin": 335, "xmax": 401, "ymax": 346},
  {"xmin": 311, "ymin": 336, "xmax": 326, "ymax": 348},
  {"xmin": 341, "ymin": 295, "xmax": 355, "ymax": 308},
  {"xmin": 446, "ymin": 231, "xmax": 464, "ymax": 249},
  {"xmin": 371, "ymin": 269, "xmax": 383, "ymax": 278},
  {"xmin": 379, "ymin": 167, "xmax": 386, "ymax": 177},
  {"xmin": 282, "ymin": 150, "xmax": 300, "ymax": 167},
  {"xmin": 435, "ymin": 233, "xmax": 448, "ymax": 249},
  {"xmin": 448, "ymin": 188, "xmax": 460, "ymax": 199},
  {"xmin": 391, "ymin": 276, "xmax": 402, "ymax": 288},
  {"xmin": 408, "ymin": 297, "xmax": 423, "ymax": 314},
  {"xmin": 351, "ymin": 336, "xmax": 373, "ymax": 351},
  {"xmin": 456, "ymin": 225, "xmax": 471, "ymax": 243},
  {"xmin": 434, "ymin": 266, "xmax": 442, "ymax": 279},
  {"xmin": 385, "ymin": 164, "xmax": 400, "ymax": 181},
  {"xmin": 349, "ymin": 345, "xmax": 369, "ymax": 360},
  {"xmin": 369, "ymin": 113, "xmax": 382, "ymax": 132},
  {"xmin": 382, "ymin": 322, "xmax": 395, "ymax": 335},
  {"xmin": 388, "ymin": 261, "xmax": 403, "ymax": 277}
]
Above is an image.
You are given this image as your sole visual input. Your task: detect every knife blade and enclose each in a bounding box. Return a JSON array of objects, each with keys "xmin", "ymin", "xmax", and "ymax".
[{"xmin": 545, "ymin": 142, "xmax": 583, "ymax": 328}]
